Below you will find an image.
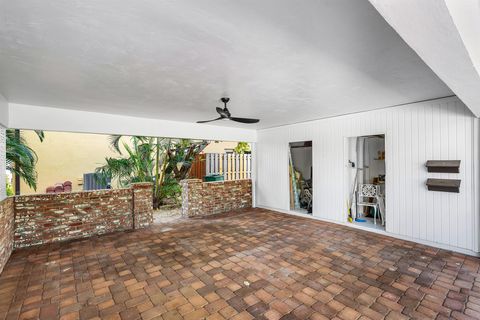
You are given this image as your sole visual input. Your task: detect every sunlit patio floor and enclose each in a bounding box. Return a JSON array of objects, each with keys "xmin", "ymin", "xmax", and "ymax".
[{"xmin": 0, "ymin": 208, "xmax": 479, "ymax": 320}]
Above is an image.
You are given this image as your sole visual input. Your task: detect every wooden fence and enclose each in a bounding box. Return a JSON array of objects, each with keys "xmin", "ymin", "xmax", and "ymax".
[
  {"xmin": 189, "ymin": 153, "xmax": 252, "ymax": 180},
  {"xmin": 189, "ymin": 154, "xmax": 206, "ymax": 180}
]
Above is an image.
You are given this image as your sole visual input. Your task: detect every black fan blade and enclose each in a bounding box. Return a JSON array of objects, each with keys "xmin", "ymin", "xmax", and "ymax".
[
  {"xmin": 197, "ymin": 117, "xmax": 222, "ymax": 123},
  {"xmin": 216, "ymin": 107, "xmax": 230, "ymax": 118},
  {"xmin": 230, "ymin": 117, "xmax": 260, "ymax": 124}
]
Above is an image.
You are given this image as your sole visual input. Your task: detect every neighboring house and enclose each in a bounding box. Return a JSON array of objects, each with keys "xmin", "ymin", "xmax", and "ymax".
[
  {"xmin": 19, "ymin": 131, "xmax": 238, "ymax": 195},
  {"xmin": 202, "ymin": 141, "xmax": 238, "ymax": 154},
  {"xmin": 19, "ymin": 131, "xmax": 120, "ymax": 195}
]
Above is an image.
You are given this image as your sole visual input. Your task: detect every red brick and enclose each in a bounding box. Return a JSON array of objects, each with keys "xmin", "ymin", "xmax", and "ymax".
[
  {"xmin": 0, "ymin": 208, "xmax": 479, "ymax": 320},
  {"xmin": 0, "ymin": 198, "xmax": 14, "ymax": 274},
  {"xmin": 181, "ymin": 179, "xmax": 252, "ymax": 217},
  {"xmin": 13, "ymin": 183, "xmax": 153, "ymax": 248}
]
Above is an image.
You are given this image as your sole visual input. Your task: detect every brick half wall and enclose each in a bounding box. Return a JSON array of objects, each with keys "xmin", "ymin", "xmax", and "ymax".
[
  {"xmin": 0, "ymin": 198, "xmax": 14, "ymax": 274},
  {"xmin": 14, "ymin": 183, "xmax": 153, "ymax": 248},
  {"xmin": 181, "ymin": 179, "xmax": 252, "ymax": 217}
]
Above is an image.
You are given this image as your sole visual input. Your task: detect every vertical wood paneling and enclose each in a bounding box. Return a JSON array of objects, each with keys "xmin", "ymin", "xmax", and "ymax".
[
  {"xmin": 449, "ymin": 102, "xmax": 458, "ymax": 247},
  {"xmin": 440, "ymin": 104, "xmax": 449, "ymax": 245},
  {"xmin": 465, "ymin": 107, "xmax": 475, "ymax": 250},
  {"xmin": 256, "ymin": 97, "xmax": 479, "ymax": 254},
  {"xmin": 473, "ymin": 119, "xmax": 480, "ymax": 252},
  {"xmin": 412, "ymin": 107, "xmax": 420, "ymax": 240}
]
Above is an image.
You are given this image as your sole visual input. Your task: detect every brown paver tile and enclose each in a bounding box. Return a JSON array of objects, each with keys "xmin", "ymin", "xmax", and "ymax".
[
  {"xmin": 60, "ymin": 312, "xmax": 80, "ymax": 320},
  {"xmin": 184, "ymin": 308, "xmax": 209, "ymax": 320},
  {"xmin": 0, "ymin": 209, "xmax": 479, "ymax": 320}
]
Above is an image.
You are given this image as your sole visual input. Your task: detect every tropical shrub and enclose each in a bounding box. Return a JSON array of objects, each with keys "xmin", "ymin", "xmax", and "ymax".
[
  {"xmin": 96, "ymin": 136, "xmax": 207, "ymax": 209},
  {"xmin": 6, "ymin": 177, "xmax": 14, "ymax": 196},
  {"xmin": 234, "ymin": 142, "xmax": 251, "ymax": 154}
]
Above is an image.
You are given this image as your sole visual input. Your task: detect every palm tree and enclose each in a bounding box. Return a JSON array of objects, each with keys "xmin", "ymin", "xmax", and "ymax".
[
  {"xmin": 96, "ymin": 136, "xmax": 207, "ymax": 208},
  {"xmin": 6, "ymin": 129, "xmax": 45, "ymax": 192}
]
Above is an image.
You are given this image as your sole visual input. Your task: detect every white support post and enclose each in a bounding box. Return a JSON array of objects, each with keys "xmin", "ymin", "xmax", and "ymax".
[
  {"xmin": 0, "ymin": 125, "xmax": 6, "ymax": 200},
  {"xmin": 251, "ymin": 143, "xmax": 256, "ymax": 208},
  {"xmin": 474, "ymin": 118, "xmax": 480, "ymax": 252}
]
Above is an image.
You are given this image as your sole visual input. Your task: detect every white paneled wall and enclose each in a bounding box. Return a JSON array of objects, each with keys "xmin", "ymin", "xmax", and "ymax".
[
  {"xmin": 256, "ymin": 97, "xmax": 480, "ymax": 255},
  {"xmin": 0, "ymin": 126, "xmax": 6, "ymax": 200}
]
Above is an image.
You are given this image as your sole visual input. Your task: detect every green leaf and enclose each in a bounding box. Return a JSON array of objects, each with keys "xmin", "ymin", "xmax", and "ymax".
[{"xmin": 6, "ymin": 129, "xmax": 44, "ymax": 191}]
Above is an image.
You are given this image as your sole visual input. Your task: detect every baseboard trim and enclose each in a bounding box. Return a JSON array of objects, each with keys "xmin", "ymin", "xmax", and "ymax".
[{"xmin": 256, "ymin": 205, "xmax": 480, "ymax": 257}]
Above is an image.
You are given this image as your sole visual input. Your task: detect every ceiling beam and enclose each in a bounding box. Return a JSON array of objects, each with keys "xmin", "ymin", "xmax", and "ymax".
[{"xmin": 8, "ymin": 103, "xmax": 257, "ymax": 142}]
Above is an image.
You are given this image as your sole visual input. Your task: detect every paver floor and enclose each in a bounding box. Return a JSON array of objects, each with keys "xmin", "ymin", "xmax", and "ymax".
[{"xmin": 1, "ymin": 208, "xmax": 480, "ymax": 320}]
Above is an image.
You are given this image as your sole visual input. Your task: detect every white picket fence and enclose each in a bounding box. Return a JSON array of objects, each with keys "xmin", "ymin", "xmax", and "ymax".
[{"xmin": 205, "ymin": 153, "xmax": 252, "ymax": 180}]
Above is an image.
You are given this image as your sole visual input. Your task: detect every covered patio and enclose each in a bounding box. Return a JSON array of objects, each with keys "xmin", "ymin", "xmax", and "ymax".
[
  {"xmin": 1, "ymin": 209, "xmax": 479, "ymax": 320},
  {"xmin": 2, "ymin": 1, "xmax": 480, "ymax": 319}
]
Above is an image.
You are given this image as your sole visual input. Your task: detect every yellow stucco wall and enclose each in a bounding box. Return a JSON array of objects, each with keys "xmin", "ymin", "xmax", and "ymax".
[
  {"xmin": 20, "ymin": 131, "xmax": 239, "ymax": 195},
  {"xmin": 20, "ymin": 131, "xmax": 121, "ymax": 194}
]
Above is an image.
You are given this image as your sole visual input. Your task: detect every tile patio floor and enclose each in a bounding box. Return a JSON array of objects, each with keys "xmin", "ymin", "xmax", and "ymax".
[{"xmin": 1, "ymin": 208, "xmax": 480, "ymax": 320}]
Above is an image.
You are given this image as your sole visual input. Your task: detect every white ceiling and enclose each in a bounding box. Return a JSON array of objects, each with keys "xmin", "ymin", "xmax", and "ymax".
[
  {"xmin": 0, "ymin": 0, "xmax": 452, "ymax": 129},
  {"xmin": 369, "ymin": 0, "xmax": 480, "ymax": 117}
]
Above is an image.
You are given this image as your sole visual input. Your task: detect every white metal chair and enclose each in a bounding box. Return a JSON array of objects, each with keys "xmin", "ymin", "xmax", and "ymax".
[
  {"xmin": 299, "ymin": 180, "xmax": 313, "ymax": 213},
  {"xmin": 302, "ymin": 188, "xmax": 312, "ymax": 212},
  {"xmin": 356, "ymin": 184, "xmax": 383, "ymax": 225}
]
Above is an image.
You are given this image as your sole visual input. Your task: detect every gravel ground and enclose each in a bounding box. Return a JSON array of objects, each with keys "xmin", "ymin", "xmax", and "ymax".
[{"xmin": 153, "ymin": 206, "xmax": 182, "ymax": 224}]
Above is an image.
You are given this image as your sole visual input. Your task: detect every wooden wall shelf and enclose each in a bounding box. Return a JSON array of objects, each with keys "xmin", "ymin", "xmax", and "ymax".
[
  {"xmin": 426, "ymin": 179, "xmax": 461, "ymax": 193},
  {"xmin": 426, "ymin": 160, "xmax": 460, "ymax": 173}
]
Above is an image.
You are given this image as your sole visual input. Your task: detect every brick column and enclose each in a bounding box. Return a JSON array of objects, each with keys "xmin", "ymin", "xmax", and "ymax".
[
  {"xmin": 132, "ymin": 183, "xmax": 154, "ymax": 229},
  {"xmin": 180, "ymin": 179, "xmax": 203, "ymax": 216},
  {"xmin": 0, "ymin": 198, "xmax": 14, "ymax": 274}
]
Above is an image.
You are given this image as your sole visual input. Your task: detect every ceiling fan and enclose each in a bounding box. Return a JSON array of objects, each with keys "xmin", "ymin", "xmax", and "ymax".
[{"xmin": 197, "ymin": 98, "xmax": 259, "ymax": 124}]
